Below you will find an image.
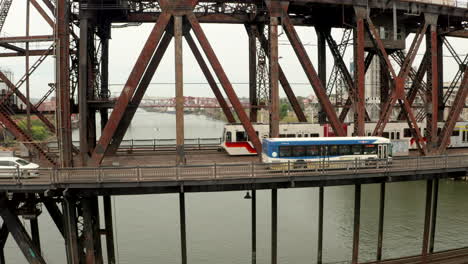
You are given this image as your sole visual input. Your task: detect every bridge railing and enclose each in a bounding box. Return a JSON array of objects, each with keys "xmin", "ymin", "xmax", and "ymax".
[
  {"xmin": 403, "ymin": 0, "xmax": 468, "ymax": 8},
  {"xmin": 0, "ymin": 154, "xmax": 466, "ymax": 186},
  {"xmin": 45, "ymin": 137, "xmax": 223, "ymax": 152}
]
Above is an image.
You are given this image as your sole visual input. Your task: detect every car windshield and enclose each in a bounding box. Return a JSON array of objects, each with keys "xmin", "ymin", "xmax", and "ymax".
[{"xmin": 15, "ymin": 159, "xmax": 30, "ymax": 166}]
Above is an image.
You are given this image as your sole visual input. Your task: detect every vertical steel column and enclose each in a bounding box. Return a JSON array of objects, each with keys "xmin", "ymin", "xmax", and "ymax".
[
  {"xmin": 25, "ymin": 0, "xmax": 32, "ymax": 138},
  {"xmin": 271, "ymin": 189, "xmax": 277, "ymax": 264},
  {"xmin": 100, "ymin": 24, "xmax": 110, "ymax": 130},
  {"xmin": 317, "ymin": 28, "xmax": 327, "ymax": 124},
  {"xmin": 377, "ymin": 182, "xmax": 386, "ymax": 261},
  {"xmin": 430, "ymin": 25, "xmax": 439, "ymax": 150},
  {"xmin": 79, "ymin": 11, "xmax": 90, "ymax": 165},
  {"xmin": 251, "ymin": 189, "xmax": 257, "ymax": 264},
  {"xmin": 352, "ymin": 184, "xmax": 361, "ymax": 264},
  {"xmin": 175, "ymin": 16, "xmax": 185, "ymax": 165},
  {"xmin": 0, "ymin": 223, "xmax": 7, "ymax": 264},
  {"xmin": 56, "ymin": 0, "xmax": 73, "ymax": 167},
  {"xmin": 82, "ymin": 198, "xmax": 97, "ymax": 264},
  {"xmin": 422, "ymin": 179, "xmax": 433, "ymax": 255},
  {"xmin": 30, "ymin": 218, "xmax": 41, "ymax": 253},
  {"xmin": 179, "ymin": 192, "xmax": 187, "ymax": 264},
  {"xmin": 354, "ymin": 15, "xmax": 366, "ymax": 136},
  {"xmin": 269, "ymin": 17, "xmax": 279, "ymax": 138},
  {"xmin": 380, "ymin": 59, "xmax": 389, "ymax": 119},
  {"xmin": 103, "ymin": 196, "xmax": 116, "ymax": 264},
  {"xmin": 248, "ymin": 24, "xmax": 258, "ymax": 123},
  {"xmin": 429, "ymin": 178, "xmax": 439, "ymax": 253},
  {"xmin": 63, "ymin": 197, "xmax": 80, "ymax": 264},
  {"xmin": 437, "ymin": 36, "xmax": 444, "ymax": 121},
  {"xmin": 91, "ymin": 197, "xmax": 103, "ymax": 264},
  {"xmin": 317, "ymin": 186, "xmax": 324, "ymax": 264}
]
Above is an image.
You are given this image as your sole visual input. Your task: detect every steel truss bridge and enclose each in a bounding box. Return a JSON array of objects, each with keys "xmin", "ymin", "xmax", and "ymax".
[{"xmin": 0, "ymin": 0, "xmax": 467, "ymax": 263}]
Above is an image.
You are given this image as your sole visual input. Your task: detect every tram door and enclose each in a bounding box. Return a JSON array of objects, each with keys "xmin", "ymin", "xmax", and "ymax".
[{"xmin": 378, "ymin": 144, "xmax": 387, "ymax": 159}]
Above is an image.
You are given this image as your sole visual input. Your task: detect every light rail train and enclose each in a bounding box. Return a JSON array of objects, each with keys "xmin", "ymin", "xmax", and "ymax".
[{"xmin": 221, "ymin": 122, "xmax": 468, "ymax": 155}]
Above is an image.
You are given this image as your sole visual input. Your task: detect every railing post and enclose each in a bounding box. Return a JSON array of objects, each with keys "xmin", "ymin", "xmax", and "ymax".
[
  {"xmin": 15, "ymin": 164, "xmax": 20, "ymax": 185},
  {"xmin": 50, "ymin": 167, "xmax": 54, "ymax": 184},
  {"xmin": 251, "ymin": 161, "xmax": 254, "ymax": 178},
  {"xmin": 198, "ymin": 138, "xmax": 201, "ymax": 150},
  {"xmin": 131, "ymin": 139, "xmax": 134, "ymax": 152},
  {"xmin": 137, "ymin": 166, "xmax": 141, "ymax": 182},
  {"xmin": 214, "ymin": 163, "xmax": 217, "ymax": 179},
  {"xmin": 287, "ymin": 161, "xmax": 291, "ymax": 176},
  {"xmin": 176, "ymin": 165, "xmax": 180, "ymax": 180},
  {"xmin": 98, "ymin": 167, "xmax": 103, "ymax": 183},
  {"xmin": 445, "ymin": 154, "xmax": 448, "ymax": 169},
  {"xmin": 153, "ymin": 139, "xmax": 156, "ymax": 151}
]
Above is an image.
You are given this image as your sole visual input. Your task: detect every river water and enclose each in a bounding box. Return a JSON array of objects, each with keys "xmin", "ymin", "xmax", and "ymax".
[{"xmin": 6, "ymin": 111, "xmax": 468, "ymax": 263}]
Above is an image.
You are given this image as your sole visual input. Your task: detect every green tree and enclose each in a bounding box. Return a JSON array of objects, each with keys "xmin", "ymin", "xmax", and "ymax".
[{"xmin": 280, "ymin": 103, "xmax": 289, "ymax": 120}]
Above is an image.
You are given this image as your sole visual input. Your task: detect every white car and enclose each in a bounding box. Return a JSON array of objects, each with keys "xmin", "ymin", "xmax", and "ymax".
[{"xmin": 0, "ymin": 157, "xmax": 40, "ymax": 178}]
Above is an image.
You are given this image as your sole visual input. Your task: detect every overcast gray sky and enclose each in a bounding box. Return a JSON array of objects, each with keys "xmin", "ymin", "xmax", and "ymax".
[{"xmin": 1, "ymin": 0, "xmax": 467, "ymax": 100}]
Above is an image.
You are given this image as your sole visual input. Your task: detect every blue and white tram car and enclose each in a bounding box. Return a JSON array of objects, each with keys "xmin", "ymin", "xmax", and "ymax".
[{"xmin": 262, "ymin": 137, "xmax": 392, "ymax": 165}]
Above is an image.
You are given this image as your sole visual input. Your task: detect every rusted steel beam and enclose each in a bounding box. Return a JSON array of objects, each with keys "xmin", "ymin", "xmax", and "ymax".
[
  {"xmin": 399, "ymin": 99, "xmax": 426, "ymax": 155},
  {"xmin": 0, "ymin": 35, "xmax": 53, "ymax": 43},
  {"xmin": 430, "ymin": 26, "xmax": 439, "ymax": 150},
  {"xmin": 354, "ymin": 16, "xmax": 365, "ymax": 136},
  {"xmin": 272, "ymin": 189, "xmax": 278, "ymax": 264},
  {"xmin": 269, "ymin": 16, "xmax": 280, "ymax": 137},
  {"xmin": 185, "ymin": 33, "xmax": 236, "ymax": 123},
  {"xmin": 317, "ymin": 26, "xmax": 327, "ymax": 124},
  {"xmin": 0, "ymin": 43, "xmax": 25, "ymax": 53},
  {"xmin": 103, "ymin": 196, "xmax": 116, "ymax": 264},
  {"xmin": 0, "ymin": 197, "xmax": 46, "ymax": 264},
  {"xmin": 62, "ymin": 197, "xmax": 82, "ymax": 264},
  {"xmin": 90, "ymin": 13, "xmax": 171, "ymax": 165},
  {"xmin": 255, "ymin": 27, "xmax": 307, "ymax": 122},
  {"xmin": 106, "ymin": 31, "xmax": 173, "ymax": 156},
  {"xmin": 437, "ymin": 67, "xmax": 468, "ymax": 152},
  {"xmin": 30, "ymin": 0, "xmax": 55, "ymax": 28},
  {"xmin": 429, "ymin": 178, "xmax": 439, "ymax": 253},
  {"xmin": 422, "ymin": 180, "xmax": 433, "ymax": 256},
  {"xmin": 0, "ymin": 71, "xmax": 56, "ymax": 133},
  {"xmin": 281, "ymin": 11, "xmax": 345, "ymax": 136},
  {"xmin": 175, "ymin": 15, "xmax": 185, "ymax": 165},
  {"xmin": 317, "ymin": 187, "xmax": 324, "ymax": 264},
  {"xmin": 179, "ymin": 192, "xmax": 187, "ymax": 264},
  {"xmin": 187, "ymin": 13, "xmax": 263, "ymax": 153},
  {"xmin": 42, "ymin": 0, "xmax": 55, "ymax": 13},
  {"xmin": 44, "ymin": 200, "xmax": 65, "ymax": 238},
  {"xmin": 352, "ymin": 184, "xmax": 361, "ymax": 264},
  {"xmin": 79, "ymin": 13, "xmax": 90, "ymax": 165},
  {"xmin": 0, "ymin": 222, "xmax": 8, "ymax": 264},
  {"xmin": 247, "ymin": 24, "xmax": 258, "ymax": 123},
  {"xmin": 376, "ymin": 182, "xmax": 385, "ymax": 261},
  {"xmin": 0, "ymin": 49, "xmax": 53, "ymax": 57},
  {"xmin": 56, "ymin": 0, "xmax": 73, "ymax": 167}
]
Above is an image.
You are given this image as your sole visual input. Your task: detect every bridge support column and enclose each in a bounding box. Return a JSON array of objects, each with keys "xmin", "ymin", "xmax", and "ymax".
[
  {"xmin": 422, "ymin": 179, "xmax": 433, "ymax": 256},
  {"xmin": 30, "ymin": 217, "xmax": 41, "ymax": 253},
  {"xmin": 269, "ymin": 16, "xmax": 279, "ymax": 138},
  {"xmin": 99, "ymin": 23, "xmax": 110, "ymax": 131},
  {"xmin": 251, "ymin": 189, "xmax": 256, "ymax": 264},
  {"xmin": 44, "ymin": 199, "xmax": 65, "ymax": 238},
  {"xmin": 316, "ymin": 27, "xmax": 326, "ymax": 124},
  {"xmin": 352, "ymin": 184, "xmax": 361, "ymax": 264},
  {"xmin": 175, "ymin": 15, "xmax": 185, "ymax": 165},
  {"xmin": 179, "ymin": 192, "xmax": 187, "ymax": 264},
  {"xmin": 377, "ymin": 182, "xmax": 386, "ymax": 261},
  {"xmin": 354, "ymin": 8, "xmax": 366, "ymax": 136},
  {"xmin": 0, "ymin": 223, "xmax": 8, "ymax": 264},
  {"xmin": 82, "ymin": 197, "xmax": 103, "ymax": 264},
  {"xmin": 429, "ymin": 178, "xmax": 439, "ymax": 253},
  {"xmin": 317, "ymin": 186, "xmax": 324, "ymax": 264},
  {"xmin": 248, "ymin": 24, "xmax": 258, "ymax": 123},
  {"xmin": 103, "ymin": 196, "xmax": 116, "ymax": 264},
  {"xmin": 271, "ymin": 189, "xmax": 277, "ymax": 264},
  {"xmin": 62, "ymin": 197, "xmax": 81, "ymax": 264}
]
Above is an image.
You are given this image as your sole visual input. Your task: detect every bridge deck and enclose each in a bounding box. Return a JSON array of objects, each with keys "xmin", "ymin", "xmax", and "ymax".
[{"xmin": 4, "ymin": 154, "xmax": 468, "ymax": 195}]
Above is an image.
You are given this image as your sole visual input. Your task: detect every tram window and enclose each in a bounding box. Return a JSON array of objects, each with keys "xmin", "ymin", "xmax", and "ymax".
[
  {"xmin": 404, "ymin": 128, "xmax": 412, "ymax": 137},
  {"xmin": 306, "ymin": 146, "xmax": 319, "ymax": 156},
  {"xmin": 287, "ymin": 134, "xmax": 295, "ymax": 138},
  {"xmin": 292, "ymin": 146, "xmax": 306, "ymax": 157},
  {"xmin": 236, "ymin": 131, "xmax": 247, "ymax": 142},
  {"xmin": 279, "ymin": 146, "xmax": 291, "ymax": 157},
  {"xmin": 452, "ymin": 130, "xmax": 460, "ymax": 136},
  {"xmin": 463, "ymin": 131, "xmax": 467, "ymax": 142},
  {"xmin": 297, "ymin": 134, "xmax": 303, "ymax": 138},
  {"xmin": 304, "ymin": 134, "xmax": 309, "ymax": 137},
  {"xmin": 367, "ymin": 132, "xmax": 371, "ymax": 137},
  {"xmin": 279, "ymin": 134, "xmax": 286, "ymax": 138},
  {"xmin": 328, "ymin": 145, "xmax": 338, "ymax": 156},
  {"xmin": 363, "ymin": 144, "xmax": 377, "ymax": 154},
  {"xmin": 383, "ymin": 132, "xmax": 390, "ymax": 139},
  {"xmin": 311, "ymin": 133, "xmax": 319, "ymax": 137},
  {"xmin": 390, "ymin": 132, "xmax": 395, "ymax": 140},
  {"xmin": 338, "ymin": 145, "xmax": 351, "ymax": 155},
  {"xmin": 396, "ymin": 132, "xmax": 400, "ymax": 140},
  {"xmin": 352, "ymin": 145, "xmax": 362, "ymax": 155},
  {"xmin": 226, "ymin": 132, "xmax": 232, "ymax": 142}
]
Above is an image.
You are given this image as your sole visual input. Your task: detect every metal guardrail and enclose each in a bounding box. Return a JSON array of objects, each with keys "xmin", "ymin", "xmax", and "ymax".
[
  {"xmin": 404, "ymin": 0, "xmax": 468, "ymax": 8},
  {"xmin": 1, "ymin": 154, "xmax": 467, "ymax": 186},
  {"xmin": 45, "ymin": 137, "xmax": 223, "ymax": 152}
]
